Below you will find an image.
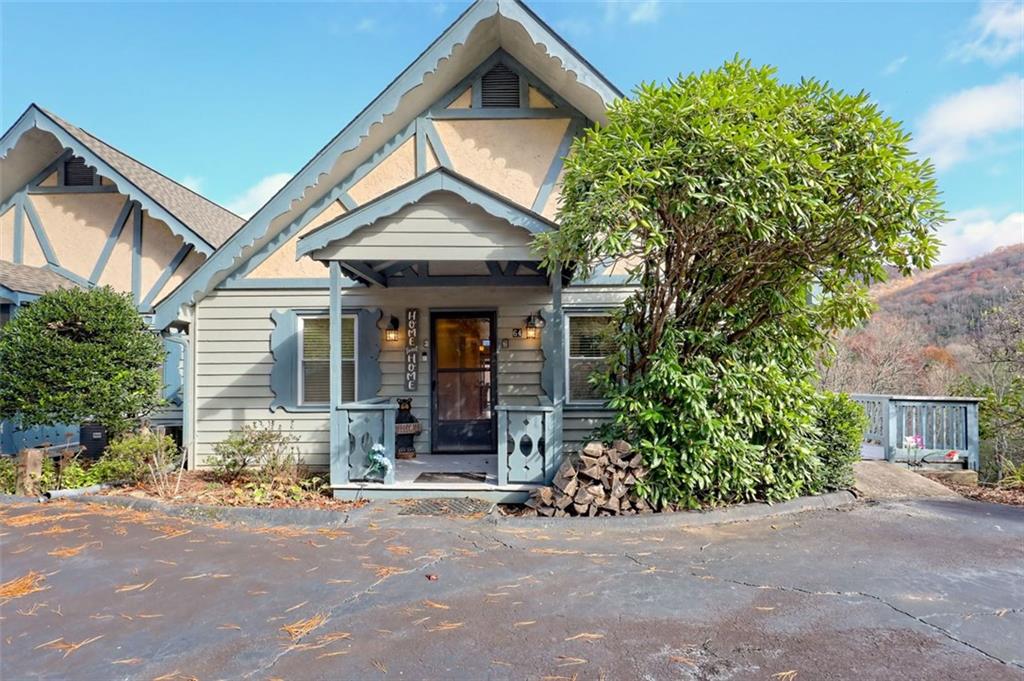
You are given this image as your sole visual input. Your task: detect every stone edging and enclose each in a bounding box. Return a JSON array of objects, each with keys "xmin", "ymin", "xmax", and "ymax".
[
  {"xmin": 1, "ymin": 490, "xmax": 857, "ymax": 531},
  {"xmin": 487, "ymin": 490, "xmax": 858, "ymax": 529},
  {"xmin": 0, "ymin": 493, "xmax": 358, "ymax": 529}
]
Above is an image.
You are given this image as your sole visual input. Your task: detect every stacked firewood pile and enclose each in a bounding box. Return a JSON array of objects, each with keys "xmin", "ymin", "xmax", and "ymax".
[{"xmin": 524, "ymin": 440, "xmax": 655, "ymax": 517}]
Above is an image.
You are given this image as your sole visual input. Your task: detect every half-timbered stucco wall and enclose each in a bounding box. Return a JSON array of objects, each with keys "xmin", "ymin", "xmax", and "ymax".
[{"xmin": 0, "ymin": 168, "xmax": 207, "ymax": 310}]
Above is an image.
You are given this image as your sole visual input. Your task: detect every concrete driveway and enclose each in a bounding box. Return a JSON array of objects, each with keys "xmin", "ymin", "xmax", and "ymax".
[{"xmin": 1, "ymin": 497, "xmax": 1021, "ymax": 681}]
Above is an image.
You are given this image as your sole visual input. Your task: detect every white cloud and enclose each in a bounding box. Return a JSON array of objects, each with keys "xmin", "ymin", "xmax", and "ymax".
[
  {"xmin": 937, "ymin": 208, "xmax": 1024, "ymax": 263},
  {"xmin": 180, "ymin": 175, "xmax": 204, "ymax": 193},
  {"xmin": 354, "ymin": 17, "xmax": 377, "ymax": 33},
  {"xmin": 914, "ymin": 75, "xmax": 1024, "ymax": 170},
  {"xmin": 628, "ymin": 0, "xmax": 662, "ymax": 24},
  {"xmin": 950, "ymin": 1, "xmax": 1024, "ymax": 65},
  {"xmin": 602, "ymin": 1, "xmax": 661, "ymax": 26},
  {"xmin": 556, "ymin": 17, "xmax": 593, "ymax": 37},
  {"xmin": 225, "ymin": 173, "xmax": 291, "ymax": 218},
  {"xmin": 882, "ymin": 55, "xmax": 908, "ymax": 76}
]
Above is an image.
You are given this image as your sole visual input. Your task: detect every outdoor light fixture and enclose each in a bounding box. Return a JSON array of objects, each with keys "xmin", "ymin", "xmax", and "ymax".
[
  {"xmin": 524, "ymin": 311, "xmax": 545, "ymax": 340},
  {"xmin": 385, "ymin": 316, "xmax": 400, "ymax": 342}
]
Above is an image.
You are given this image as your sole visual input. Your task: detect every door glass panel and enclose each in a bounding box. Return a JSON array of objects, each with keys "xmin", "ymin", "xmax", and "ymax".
[{"xmin": 435, "ymin": 317, "xmax": 492, "ymax": 421}]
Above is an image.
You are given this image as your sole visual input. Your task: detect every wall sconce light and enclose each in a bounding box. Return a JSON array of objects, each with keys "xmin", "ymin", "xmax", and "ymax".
[
  {"xmin": 524, "ymin": 311, "xmax": 545, "ymax": 340},
  {"xmin": 385, "ymin": 315, "xmax": 400, "ymax": 342}
]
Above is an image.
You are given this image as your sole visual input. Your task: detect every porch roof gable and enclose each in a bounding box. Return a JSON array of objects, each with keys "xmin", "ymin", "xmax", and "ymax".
[{"xmin": 296, "ymin": 166, "xmax": 557, "ymax": 261}]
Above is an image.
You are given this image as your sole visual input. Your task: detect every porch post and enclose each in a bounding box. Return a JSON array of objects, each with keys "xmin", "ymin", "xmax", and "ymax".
[
  {"xmin": 329, "ymin": 261, "xmax": 349, "ymax": 485},
  {"xmin": 547, "ymin": 269, "xmax": 565, "ymax": 482},
  {"xmin": 966, "ymin": 401, "xmax": 980, "ymax": 472},
  {"xmin": 551, "ymin": 271, "xmax": 565, "ymax": 404}
]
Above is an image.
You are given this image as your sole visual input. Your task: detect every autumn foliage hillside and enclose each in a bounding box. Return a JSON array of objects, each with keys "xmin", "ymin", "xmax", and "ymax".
[{"xmin": 873, "ymin": 244, "xmax": 1023, "ymax": 345}]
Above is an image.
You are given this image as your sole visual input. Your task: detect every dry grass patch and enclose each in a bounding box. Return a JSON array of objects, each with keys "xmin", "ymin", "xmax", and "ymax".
[
  {"xmin": 281, "ymin": 612, "xmax": 329, "ymax": 641},
  {"xmin": 0, "ymin": 571, "xmax": 49, "ymax": 604}
]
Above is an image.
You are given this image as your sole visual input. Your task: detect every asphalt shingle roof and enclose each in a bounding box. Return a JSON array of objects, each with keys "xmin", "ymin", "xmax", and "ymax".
[
  {"xmin": 39, "ymin": 108, "xmax": 244, "ymax": 248},
  {"xmin": 0, "ymin": 261, "xmax": 80, "ymax": 295}
]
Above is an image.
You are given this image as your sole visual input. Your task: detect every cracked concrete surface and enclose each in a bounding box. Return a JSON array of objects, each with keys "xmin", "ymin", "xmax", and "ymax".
[{"xmin": 1, "ymin": 496, "xmax": 1021, "ymax": 680}]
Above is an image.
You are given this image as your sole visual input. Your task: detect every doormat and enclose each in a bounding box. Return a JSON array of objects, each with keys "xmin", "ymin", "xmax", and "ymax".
[
  {"xmin": 397, "ymin": 497, "xmax": 494, "ymax": 516},
  {"xmin": 414, "ymin": 471, "xmax": 488, "ymax": 484}
]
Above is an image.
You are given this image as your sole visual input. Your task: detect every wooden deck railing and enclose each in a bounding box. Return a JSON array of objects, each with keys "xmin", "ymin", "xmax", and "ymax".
[{"xmin": 850, "ymin": 394, "xmax": 982, "ymax": 470}]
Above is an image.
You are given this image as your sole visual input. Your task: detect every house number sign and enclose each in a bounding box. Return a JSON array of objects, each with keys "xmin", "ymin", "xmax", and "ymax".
[{"xmin": 405, "ymin": 308, "xmax": 419, "ymax": 391}]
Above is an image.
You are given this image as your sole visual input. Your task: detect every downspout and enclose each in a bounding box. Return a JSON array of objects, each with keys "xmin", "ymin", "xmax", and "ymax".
[{"xmin": 163, "ymin": 324, "xmax": 194, "ymax": 469}]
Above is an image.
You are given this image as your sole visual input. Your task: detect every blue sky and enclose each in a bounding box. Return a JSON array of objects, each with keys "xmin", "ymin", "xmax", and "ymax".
[{"xmin": 2, "ymin": 0, "xmax": 1022, "ymax": 263}]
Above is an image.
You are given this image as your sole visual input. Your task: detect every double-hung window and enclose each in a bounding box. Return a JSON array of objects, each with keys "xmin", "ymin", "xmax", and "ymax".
[
  {"xmin": 299, "ymin": 316, "xmax": 356, "ymax": 405},
  {"xmin": 565, "ymin": 314, "xmax": 614, "ymax": 404}
]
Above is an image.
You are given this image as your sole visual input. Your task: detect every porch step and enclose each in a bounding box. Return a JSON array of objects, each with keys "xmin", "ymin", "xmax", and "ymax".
[{"xmin": 331, "ymin": 481, "xmax": 540, "ymax": 503}]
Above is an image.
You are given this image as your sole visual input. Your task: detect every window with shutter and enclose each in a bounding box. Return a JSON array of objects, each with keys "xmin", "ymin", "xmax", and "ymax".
[
  {"xmin": 480, "ymin": 63, "xmax": 521, "ymax": 108},
  {"xmin": 566, "ymin": 314, "xmax": 614, "ymax": 403},
  {"xmin": 63, "ymin": 157, "xmax": 97, "ymax": 186},
  {"xmin": 299, "ymin": 316, "xmax": 356, "ymax": 404}
]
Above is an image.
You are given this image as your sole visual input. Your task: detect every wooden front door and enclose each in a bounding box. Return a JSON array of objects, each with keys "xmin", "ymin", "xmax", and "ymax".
[{"xmin": 431, "ymin": 311, "xmax": 497, "ymax": 453}]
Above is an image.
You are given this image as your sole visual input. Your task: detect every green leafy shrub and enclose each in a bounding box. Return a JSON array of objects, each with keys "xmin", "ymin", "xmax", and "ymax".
[
  {"xmin": 102, "ymin": 431, "xmax": 176, "ymax": 483},
  {"xmin": 1001, "ymin": 461, "xmax": 1024, "ymax": 490},
  {"xmin": 0, "ymin": 286, "xmax": 165, "ymax": 436},
  {"xmin": 0, "ymin": 456, "xmax": 15, "ymax": 494},
  {"xmin": 56, "ymin": 457, "xmax": 93, "ymax": 490},
  {"xmin": 536, "ymin": 59, "xmax": 942, "ymax": 509},
  {"xmin": 210, "ymin": 421, "xmax": 300, "ymax": 485},
  {"xmin": 612, "ymin": 323, "xmax": 823, "ymax": 509},
  {"xmin": 812, "ymin": 392, "xmax": 868, "ymax": 491}
]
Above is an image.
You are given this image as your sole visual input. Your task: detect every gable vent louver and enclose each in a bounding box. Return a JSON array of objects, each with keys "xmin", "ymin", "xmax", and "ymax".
[
  {"xmin": 480, "ymin": 63, "xmax": 520, "ymax": 108},
  {"xmin": 63, "ymin": 157, "xmax": 97, "ymax": 186}
]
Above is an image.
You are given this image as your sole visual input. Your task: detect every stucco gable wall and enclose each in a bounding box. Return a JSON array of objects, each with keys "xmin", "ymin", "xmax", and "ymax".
[
  {"xmin": 228, "ymin": 59, "xmax": 582, "ymax": 286},
  {"xmin": 433, "ymin": 118, "xmax": 570, "ymax": 211},
  {"xmin": 3, "ymin": 185, "xmax": 206, "ymax": 307},
  {"xmin": 0, "ymin": 207, "xmax": 13, "ymax": 261}
]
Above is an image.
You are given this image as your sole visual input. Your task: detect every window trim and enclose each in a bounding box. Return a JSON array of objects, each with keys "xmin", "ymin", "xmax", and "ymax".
[
  {"xmin": 297, "ymin": 314, "xmax": 358, "ymax": 406},
  {"xmin": 564, "ymin": 311, "xmax": 613, "ymax": 405}
]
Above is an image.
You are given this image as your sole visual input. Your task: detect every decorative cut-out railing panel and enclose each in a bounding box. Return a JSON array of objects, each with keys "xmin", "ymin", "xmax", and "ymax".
[
  {"xmin": 497, "ymin": 402, "xmax": 561, "ymax": 485},
  {"xmin": 333, "ymin": 398, "xmax": 397, "ymax": 484}
]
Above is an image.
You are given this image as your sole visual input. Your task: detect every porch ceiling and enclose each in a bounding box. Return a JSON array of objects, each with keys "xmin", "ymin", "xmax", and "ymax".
[{"xmin": 337, "ymin": 259, "xmax": 551, "ymax": 288}]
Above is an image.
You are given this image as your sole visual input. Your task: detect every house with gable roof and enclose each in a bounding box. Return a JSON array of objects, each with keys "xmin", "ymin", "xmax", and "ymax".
[
  {"xmin": 2, "ymin": 0, "xmax": 635, "ymax": 500},
  {"xmin": 0, "ymin": 105, "xmax": 244, "ymax": 453}
]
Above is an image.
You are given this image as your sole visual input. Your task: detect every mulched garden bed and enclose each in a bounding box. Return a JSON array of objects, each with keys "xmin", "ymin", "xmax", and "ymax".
[
  {"xmin": 921, "ymin": 474, "xmax": 1024, "ymax": 506},
  {"xmin": 97, "ymin": 471, "xmax": 367, "ymax": 512}
]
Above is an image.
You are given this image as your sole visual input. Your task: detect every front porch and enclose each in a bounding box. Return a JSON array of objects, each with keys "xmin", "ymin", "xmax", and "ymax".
[
  {"xmin": 294, "ymin": 169, "xmax": 571, "ymax": 500},
  {"xmin": 332, "ymin": 453, "xmax": 539, "ymax": 502}
]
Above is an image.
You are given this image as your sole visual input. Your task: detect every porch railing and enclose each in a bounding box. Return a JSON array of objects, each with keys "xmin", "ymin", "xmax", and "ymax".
[
  {"xmin": 333, "ymin": 397, "xmax": 397, "ymax": 485},
  {"xmin": 850, "ymin": 394, "xmax": 982, "ymax": 471},
  {"xmin": 496, "ymin": 399, "xmax": 563, "ymax": 485}
]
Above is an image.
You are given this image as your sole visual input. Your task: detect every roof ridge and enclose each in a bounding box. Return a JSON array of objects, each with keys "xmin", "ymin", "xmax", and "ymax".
[{"xmin": 38, "ymin": 106, "xmax": 245, "ymax": 224}]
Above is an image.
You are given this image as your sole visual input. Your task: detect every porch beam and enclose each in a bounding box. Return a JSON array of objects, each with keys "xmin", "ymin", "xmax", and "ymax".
[
  {"xmin": 388, "ymin": 273, "xmax": 548, "ymax": 287},
  {"xmin": 379, "ymin": 261, "xmax": 413, "ymax": 277},
  {"xmin": 341, "ymin": 261, "xmax": 387, "ymax": 287}
]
